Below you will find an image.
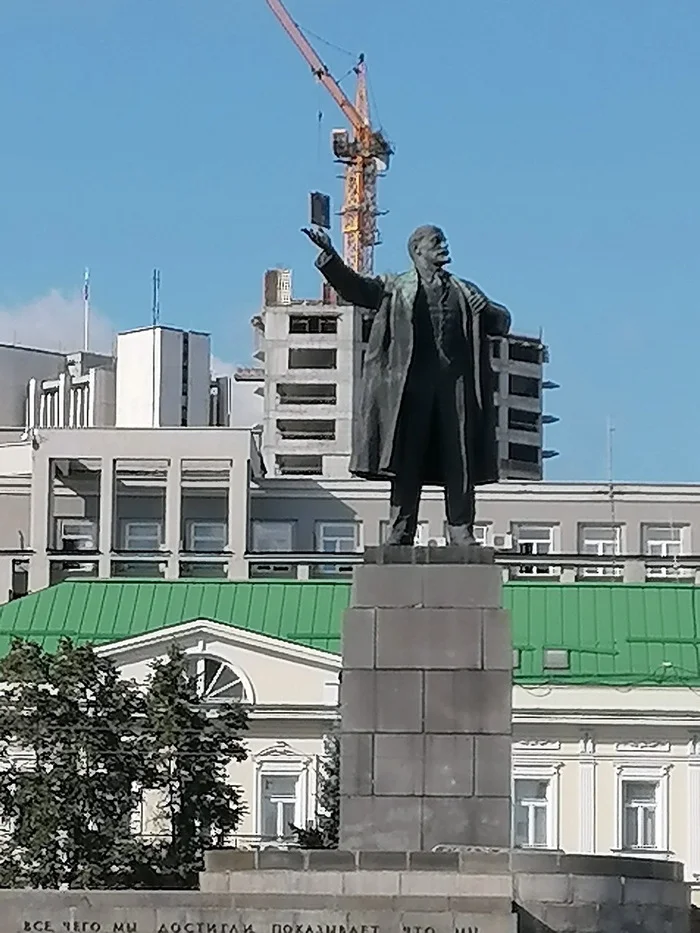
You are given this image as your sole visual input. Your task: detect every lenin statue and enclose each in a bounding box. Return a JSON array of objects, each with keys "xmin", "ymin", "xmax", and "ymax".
[{"xmin": 303, "ymin": 225, "xmax": 511, "ymax": 547}]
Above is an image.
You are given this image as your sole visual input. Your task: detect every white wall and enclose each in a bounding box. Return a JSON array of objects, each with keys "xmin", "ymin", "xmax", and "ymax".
[
  {"xmin": 115, "ymin": 329, "xmax": 161, "ymax": 427},
  {"xmin": 157, "ymin": 328, "xmax": 184, "ymax": 427},
  {"xmin": 116, "ymin": 327, "xmax": 212, "ymax": 428},
  {"xmin": 186, "ymin": 332, "xmax": 212, "ymax": 427},
  {"xmin": 0, "ymin": 345, "xmax": 67, "ymax": 427}
]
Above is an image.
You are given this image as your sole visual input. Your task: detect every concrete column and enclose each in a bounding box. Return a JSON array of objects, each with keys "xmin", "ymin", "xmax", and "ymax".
[
  {"xmin": 165, "ymin": 457, "xmax": 182, "ymax": 579},
  {"xmin": 578, "ymin": 743, "xmax": 596, "ymax": 852},
  {"xmin": 98, "ymin": 457, "xmax": 114, "ymax": 579},
  {"xmin": 0, "ymin": 557, "xmax": 13, "ymax": 605},
  {"xmin": 227, "ymin": 459, "xmax": 248, "ymax": 581},
  {"xmin": 340, "ymin": 547, "xmax": 512, "ymax": 851},
  {"xmin": 58, "ymin": 373, "xmax": 70, "ymax": 427},
  {"xmin": 623, "ymin": 558, "xmax": 646, "ymax": 583},
  {"xmin": 29, "ymin": 454, "xmax": 52, "ymax": 592},
  {"xmin": 688, "ymin": 755, "xmax": 700, "ymax": 878}
]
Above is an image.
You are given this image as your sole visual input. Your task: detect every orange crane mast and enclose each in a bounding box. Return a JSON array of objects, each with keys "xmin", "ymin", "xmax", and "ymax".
[{"xmin": 265, "ymin": 0, "xmax": 393, "ymax": 275}]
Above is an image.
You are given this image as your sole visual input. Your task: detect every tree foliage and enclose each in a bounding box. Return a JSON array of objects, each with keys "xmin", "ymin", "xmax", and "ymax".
[
  {"xmin": 0, "ymin": 638, "xmax": 249, "ymax": 889},
  {"xmin": 136, "ymin": 646, "xmax": 248, "ymax": 888},
  {"xmin": 293, "ymin": 732, "xmax": 339, "ymax": 849}
]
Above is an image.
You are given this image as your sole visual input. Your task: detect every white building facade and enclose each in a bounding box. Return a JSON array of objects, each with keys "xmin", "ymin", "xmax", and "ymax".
[{"xmin": 29, "ymin": 604, "xmax": 698, "ymax": 906}]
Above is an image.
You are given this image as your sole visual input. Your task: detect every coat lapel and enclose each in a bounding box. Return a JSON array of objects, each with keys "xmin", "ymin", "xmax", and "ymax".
[{"xmin": 396, "ymin": 268, "xmax": 419, "ymax": 317}]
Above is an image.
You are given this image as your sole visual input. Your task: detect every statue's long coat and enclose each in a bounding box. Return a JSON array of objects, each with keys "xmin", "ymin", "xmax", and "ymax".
[{"xmin": 316, "ymin": 251, "xmax": 511, "ymax": 487}]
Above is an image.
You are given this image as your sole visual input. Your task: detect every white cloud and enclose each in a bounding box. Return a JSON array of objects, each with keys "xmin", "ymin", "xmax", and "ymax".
[{"xmin": 0, "ymin": 290, "xmax": 115, "ymax": 354}]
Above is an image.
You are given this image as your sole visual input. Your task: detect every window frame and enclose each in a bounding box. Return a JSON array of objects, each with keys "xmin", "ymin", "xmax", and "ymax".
[
  {"xmin": 253, "ymin": 744, "xmax": 313, "ymax": 843},
  {"xmin": 121, "ymin": 520, "xmax": 163, "ymax": 552},
  {"xmin": 642, "ymin": 523, "xmax": 690, "ymax": 579},
  {"xmin": 185, "ymin": 520, "xmax": 227, "ymax": 554},
  {"xmin": 615, "ymin": 765, "xmax": 669, "ymax": 853},
  {"xmin": 251, "ymin": 520, "xmax": 295, "ymax": 554},
  {"xmin": 315, "ymin": 520, "xmax": 361, "ymax": 554},
  {"xmin": 512, "ymin": 523, "xmax": 558, "ymax": 577},
  {"xmin": 578, "ymin": 523, "xmax": 623, "ymax": 577},
  {"xmin": 512, "ymin": 764, "xmax": 560, "ymax": 849},
  {"xmin": 183, "ymin": 653, "xmax": 251, "ymax": 704},
  {"xmin": 56, "ymin": 518, "xmax": 98, "ymax": 552}
]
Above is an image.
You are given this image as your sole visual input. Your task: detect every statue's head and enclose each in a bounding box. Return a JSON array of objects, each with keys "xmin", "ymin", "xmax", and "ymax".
[{"xmin": 407, "ymin": 225, "xmax": 451, "ymax": 268}]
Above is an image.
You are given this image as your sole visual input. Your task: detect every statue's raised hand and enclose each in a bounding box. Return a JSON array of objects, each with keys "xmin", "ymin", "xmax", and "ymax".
[{"xmin": 301, "ymin": 227, "xmax": 334, "ymax": 253}]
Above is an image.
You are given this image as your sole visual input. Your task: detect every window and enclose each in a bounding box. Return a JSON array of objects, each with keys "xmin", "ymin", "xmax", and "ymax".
[
  {"xmin": 179, "ymin": 561, "xmax": 228, "ymax": 579},
  {"xmin": 513, "ymin": 779, "xmax": 550, "ymax": 848},
  {"xmin": 509, "ymin": 374, "xmax": 540, "ymax": 399},
  {"xmin": 56, "ymin": 518, "xmax": 97, "ymax": 553},
  {"xmin": 579, "ymin": 524, "xmax": 622, "ymax": 577},
  {"xmin": 260, "ymin": 775, "xmax": 299, "ymax": 840},
  {"xmin": 616, "ymin": 766, "xmax": 668, "ymax": 852},
  {"xmin": 490, "ymin": 338, "xmax": 502, "ymax": 359},
  {"xmin": 643, "ymin": 524, "xmax": 689, "ymax": 578},
  {"xmin": 543, "ymin": 649, "xmax": 569, "ymax": 670},
  {"xmin": 186, "ymin": 521, "xmax": 227, "ymax": 553},
  {"xmin": 316, "ymin": 521, "xmax": 360, "ymax": 553},
  {"xmin": 509, "ymin": 442, "xmax": 539, "ymax": 464},
  {"xmin": 288, "ymin": 348, "xmax": 337, "ymax": 370},
  {"xmin": 275, "ymin": 454, "xmax": 323, "ymax": 475},
  {"xmin": 289, "ymin": 315, "xmax": 337, "ymax": 334},
  {"xmin": 622, "ymin": 781, "xmax": 658, "ymax": 850},
  {"xmin": 251, "ymin": 520, "xmax": 294, "ymax": 553},
  {"xmin": 508, "ymin": 408, "xmax": 539, "ymax": 433},
  {"xmin": 508, "ymin": 342, "xmax": 542, "ymax": 364},
  {"xmin": 512, "ymin": 524, "xmax": 556, "ymax": 576},
  {"xmin": 277, "ymin": 384, "xmax": 337, "ymax": 406},
  {"xmin": 111, "ymin": 560, "xmax": 164, "ymax": 579},
  {"xmin": 473, "ymin": 524, "xmax": 489, "ymax": 546},
  {"xmin": 185, "ymin": 656, "xmax": 248, "ymax": 703},
  {"xmin": 361, "ymin": 317, "xmax": 373, "ymax": 343},
  {"xmin": 122, "ymin": 521, "xmax": 163, "ymax": 552},
  {"xmin": 380, "ymin": 521, "xmax": 428, "ymax": 546},
  {"xmin": 277, "ymin": 419, "xmax": 335, "ymax": 440}
]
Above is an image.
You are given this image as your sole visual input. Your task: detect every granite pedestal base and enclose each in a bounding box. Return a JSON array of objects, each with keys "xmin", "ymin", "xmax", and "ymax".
[
  {"xmin": 203, "ymin": 848, "xmax": 516, "ymax": 933},
  {"xmin": 198, "ymin": 848, "xmax": 690, "ymax": 933},
  {"xmin": 340, "ymin": 547, "xmax": 511, "ymax": 851}
]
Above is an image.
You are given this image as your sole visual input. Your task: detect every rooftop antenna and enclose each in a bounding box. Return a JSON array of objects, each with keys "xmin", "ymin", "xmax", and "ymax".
[
  {"xmin": 83, "ymin": 267, "xmax": 90, "ymax": 352},
  {"xmin": 607, "ymin": 417, "xmax": 620, "ymax": 571},
  {"xmin": 152, "ymin": 268, "xmax": 161, "ymax": 326},
  {"xmin": 151, "ymin": 268, "xmax": 161, "ymax": 428}
]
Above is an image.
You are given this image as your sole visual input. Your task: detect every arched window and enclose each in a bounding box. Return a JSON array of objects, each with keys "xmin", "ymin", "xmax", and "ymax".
[{"xmin": 185, "ymin": 655, "xmax": 248, "ymax": 703}]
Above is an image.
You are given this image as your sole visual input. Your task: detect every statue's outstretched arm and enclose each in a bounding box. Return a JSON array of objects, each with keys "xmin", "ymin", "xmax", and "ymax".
[{"xmin": 302, "ymin": 228, "xmax": 384, "ymax": 310}]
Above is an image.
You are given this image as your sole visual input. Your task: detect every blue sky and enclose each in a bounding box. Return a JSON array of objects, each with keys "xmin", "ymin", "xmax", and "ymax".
[{"xmin": 1, "ymin": 0, "xmax": 699, "ymax": 482}]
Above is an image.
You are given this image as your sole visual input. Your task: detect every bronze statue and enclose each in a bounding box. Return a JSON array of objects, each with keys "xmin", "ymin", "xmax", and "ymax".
[{"xmin": 303, "ymin": 225, "xmax": 511, "ymax": 546}]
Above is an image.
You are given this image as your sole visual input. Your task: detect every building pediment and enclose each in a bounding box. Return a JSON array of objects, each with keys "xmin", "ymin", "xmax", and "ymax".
[{"xmin": 96, "ymin": 618, "xmax": 340, "ymax": 709}]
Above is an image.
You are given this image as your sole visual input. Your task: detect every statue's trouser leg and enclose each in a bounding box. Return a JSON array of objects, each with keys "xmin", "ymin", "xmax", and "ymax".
[
  {"xmin": 437, "ymin": 372, "xmax": 476, "ymax": 544},
  {"xmin": 386, "ymin": 384, "xmax": 435, "ymax": 545}
]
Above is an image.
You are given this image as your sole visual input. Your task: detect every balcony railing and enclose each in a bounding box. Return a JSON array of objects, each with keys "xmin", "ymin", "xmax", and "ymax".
[{"xmin": 246, "ymin": 551, "xmax": 700, "ymax": 583}]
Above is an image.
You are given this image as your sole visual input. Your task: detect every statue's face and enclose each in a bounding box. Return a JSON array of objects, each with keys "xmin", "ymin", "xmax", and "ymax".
[{"xmin": 412, "ymin": 226, "xmax": 451, "ymax": 267}]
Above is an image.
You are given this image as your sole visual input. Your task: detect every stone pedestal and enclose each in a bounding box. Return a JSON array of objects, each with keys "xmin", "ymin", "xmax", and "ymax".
[
  {"xmin": 340, "ymin": 546, "xmax": 512, "ymax": 851},
  {"xmin": 203, "ymin": 847, "xmax": 516, "ymax": 933}
]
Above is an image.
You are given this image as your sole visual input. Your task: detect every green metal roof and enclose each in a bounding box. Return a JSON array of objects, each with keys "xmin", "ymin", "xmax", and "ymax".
[{"xmin": 0, "ymin": 579, "xmax": 697, "ymax": 686}]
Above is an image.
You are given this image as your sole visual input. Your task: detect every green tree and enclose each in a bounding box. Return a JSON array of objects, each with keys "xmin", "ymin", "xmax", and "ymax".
[
  {"xmin": 293, "ymin": 732, "xmax": 339, "ymax": 848},
  {"xmin": 0, "ymin": 637, "xmax": 148, "ymax": 888},
  {"xmin": 138, "ymin": 646, "xmax": 249, "ymax": 888}
]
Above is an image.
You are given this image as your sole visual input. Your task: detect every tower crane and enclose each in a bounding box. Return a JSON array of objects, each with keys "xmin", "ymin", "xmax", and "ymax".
[{"xmin": 265, "ymin": 0, "xmax": 393, "ymax": 275}]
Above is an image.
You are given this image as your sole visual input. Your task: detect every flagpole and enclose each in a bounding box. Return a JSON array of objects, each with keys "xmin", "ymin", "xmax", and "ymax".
[{"xmin": 83, "ymin": 267, "xmax": 90, "ymax": 352}]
